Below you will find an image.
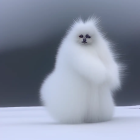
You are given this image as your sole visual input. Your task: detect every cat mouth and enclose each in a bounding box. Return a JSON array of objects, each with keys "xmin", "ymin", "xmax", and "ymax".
[{"xmin": 82, "ymin": 41, "xmax": 87, "ymax": 44}]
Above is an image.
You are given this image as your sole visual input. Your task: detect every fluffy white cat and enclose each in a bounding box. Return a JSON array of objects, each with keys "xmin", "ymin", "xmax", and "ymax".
[{"xmin": 40, "ymin": 17, "xmax": 121, "ymax": 124}]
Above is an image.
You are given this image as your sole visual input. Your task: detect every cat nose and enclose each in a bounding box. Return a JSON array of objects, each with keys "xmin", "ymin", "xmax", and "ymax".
[{"xmin": 83, "ymin": 38, "xmax": 87, "ymax": 43}]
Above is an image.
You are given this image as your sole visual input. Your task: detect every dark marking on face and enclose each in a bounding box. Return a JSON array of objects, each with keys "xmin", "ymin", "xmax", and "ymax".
[
  {"xmin": 79, "ymin": 35, "xmax": 83, "ymax": 38},
  {"xmin": 86, "ymin": 34, "xmax": 91, "ymax": 38},
  {"xmin": 79, "ymin": 34, "xmax": 91, "ymax": 44}
]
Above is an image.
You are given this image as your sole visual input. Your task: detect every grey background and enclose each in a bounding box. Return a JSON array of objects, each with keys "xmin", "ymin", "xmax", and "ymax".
[{"xmin": 0, "ymin": 0, "xmax": 140, "ymax": 107}]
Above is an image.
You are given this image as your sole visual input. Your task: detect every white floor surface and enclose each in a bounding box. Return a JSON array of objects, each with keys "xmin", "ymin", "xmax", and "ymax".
[{"xmin": 0, "ymin": 106, "xmax": 140, "ymax": 140}]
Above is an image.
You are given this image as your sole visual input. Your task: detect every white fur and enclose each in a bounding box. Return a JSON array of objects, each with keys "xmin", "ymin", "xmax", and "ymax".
[{"xmin": 40, "ymin": 18, "xmax": 121, "ymax": 124}]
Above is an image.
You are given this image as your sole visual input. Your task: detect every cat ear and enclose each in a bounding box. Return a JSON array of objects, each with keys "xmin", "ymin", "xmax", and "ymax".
[
  {"xmin": 66, "ymin": 17, "xmax": 84, "ymax": 35},
  {"xmin": 70, "ymin": 17, "xmax": 84, "ymax": 29},
  {"xmin": 86, "ymin": 16, "xmax": 100, "ymax": 26}
]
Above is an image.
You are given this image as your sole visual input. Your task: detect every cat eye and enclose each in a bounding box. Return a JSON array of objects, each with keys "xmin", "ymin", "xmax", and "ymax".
[
  {"xmin": 86, "ymin": 34, "xmax": 91, "ymax": 38},
  {"xmin": 79, "ymin": 35, "xmax": 83, "ymax": 38}
]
